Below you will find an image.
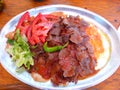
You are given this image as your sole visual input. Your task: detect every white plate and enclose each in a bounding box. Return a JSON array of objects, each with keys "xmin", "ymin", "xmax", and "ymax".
[{"xmin": 0, "ymin": 5, "xmax": 120, "ymax": 90}]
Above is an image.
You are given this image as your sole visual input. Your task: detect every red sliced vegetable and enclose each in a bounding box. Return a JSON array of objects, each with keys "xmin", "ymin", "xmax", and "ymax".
[
  {"xmin": 16, "ymin": 12, "xmax": 31, "ymax": 35},
  {"xmin": 16, "ymin": 12, "xmax": 59, "ymax": 45},
  {"xmin": 16, "ymin": 12, "xmax": 30, "ymax": 28},
  {"xmin": 26, "ymin": 26, "xmax": 35, "ymax": 45}
]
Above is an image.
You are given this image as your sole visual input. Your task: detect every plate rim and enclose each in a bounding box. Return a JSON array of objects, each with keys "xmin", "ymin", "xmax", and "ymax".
[{"xmin": 0, "ymin": 4, "xmax": 120, "ymax": 90}]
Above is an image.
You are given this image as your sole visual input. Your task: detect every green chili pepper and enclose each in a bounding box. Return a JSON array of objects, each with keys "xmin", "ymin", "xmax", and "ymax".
[{"xmin": 43, "ymin": 42, "xmax": 69, "ymax": 53}]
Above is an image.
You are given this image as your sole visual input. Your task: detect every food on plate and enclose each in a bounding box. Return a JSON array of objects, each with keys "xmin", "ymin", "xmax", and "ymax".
[{"xmin": 5, "ymin": 11, "xmax": 111, "ymax": 86}]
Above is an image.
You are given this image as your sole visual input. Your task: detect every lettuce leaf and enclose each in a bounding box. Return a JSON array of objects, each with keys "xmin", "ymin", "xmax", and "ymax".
[{"xmin": 6, "ymin": 29, "xmax": 34, "ymax": 70}]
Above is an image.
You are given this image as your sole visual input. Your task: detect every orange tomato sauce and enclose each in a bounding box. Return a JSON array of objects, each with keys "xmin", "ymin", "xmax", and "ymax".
[{"xmin": 86, "ymin": 25, "xmax": 104, "ymax": 59}]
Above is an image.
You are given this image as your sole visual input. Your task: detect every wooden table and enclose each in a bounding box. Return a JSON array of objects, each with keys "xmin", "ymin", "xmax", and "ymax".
[{"xmin": 0, "ymin": 0, "xmax": 120, "ymax": 90}]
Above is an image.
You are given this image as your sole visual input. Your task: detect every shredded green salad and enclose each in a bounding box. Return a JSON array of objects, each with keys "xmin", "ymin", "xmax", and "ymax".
[{"xmin": 6, "ymin": 29, "xmax": 34, "ymax": 70}]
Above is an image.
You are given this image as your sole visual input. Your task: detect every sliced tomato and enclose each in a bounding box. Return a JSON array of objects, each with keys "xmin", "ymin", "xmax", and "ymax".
[
  {"xmin": 26, "ymin": 26, "xmax": 35, "ymax": 45},
  {"xmin": 39, "ymin": 35, "xmax": 46, "ymax": 43},
  {"xmin": 29, "ymin": 13, "xmax": 57, "ymax": 45},
  {"xmin": 16, "ymin": 12, "xmax": 31, "ymax": 35},
  {"xmin": 17, "ymin": 12, "xmax": 59, "ymax": 45},
  {"xmin": 16, "ymin": 12, "xmax": 30, "ymax": 28}
]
